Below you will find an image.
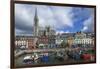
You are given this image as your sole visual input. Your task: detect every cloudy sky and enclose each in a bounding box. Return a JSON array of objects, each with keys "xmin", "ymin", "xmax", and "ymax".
[{"xmin": 15, "ymin": 4, "xmax": 94, "ymax": 36}]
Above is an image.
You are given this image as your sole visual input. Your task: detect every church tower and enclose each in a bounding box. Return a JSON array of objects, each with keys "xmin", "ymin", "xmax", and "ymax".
[{"xmin": 33, "ymin": 8, "xmax": 39, "ymax": 37}]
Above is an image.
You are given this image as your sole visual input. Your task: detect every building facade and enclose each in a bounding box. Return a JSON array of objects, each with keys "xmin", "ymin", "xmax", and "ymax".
[
  {"xmin": 15, "ymin": 8, "xmax": 56, "ymax": 50},
  {"xmin": 15, "ymin": 36, "xmax": 36, "ymax": 50},
  {"xmin": 74, "ymin": 32, "xmax": 92, "ymax": 45}
]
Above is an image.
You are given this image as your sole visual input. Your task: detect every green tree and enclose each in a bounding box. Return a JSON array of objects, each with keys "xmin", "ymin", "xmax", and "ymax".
[{"xmin": 61, "ymin": 41, "xmax": 67, "ymax": 48}]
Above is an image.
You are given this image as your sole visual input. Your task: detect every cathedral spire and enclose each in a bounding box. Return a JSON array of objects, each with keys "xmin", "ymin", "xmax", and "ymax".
[
  {"xmin": 33, "ymin": 8, "xmax": 39, "ymax": 37},
  {"xmin": 34, "ymin": 8, "xmax": 38, "ymax": 22}
]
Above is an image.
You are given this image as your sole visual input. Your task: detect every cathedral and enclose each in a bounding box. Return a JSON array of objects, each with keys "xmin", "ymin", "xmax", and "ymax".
[
  {"xmin": 15, "ymin": 8, "xmax": 56, "ymax": 50},
  {"xmin": 33, "ymin": 8, "xmax": 55, "ymax": 37}
]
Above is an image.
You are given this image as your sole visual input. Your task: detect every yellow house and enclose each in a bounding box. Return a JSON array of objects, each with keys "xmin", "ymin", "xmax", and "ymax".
[{"xmin": 67, "ymin": 36, "xmax": 74, "ymax": 47}]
